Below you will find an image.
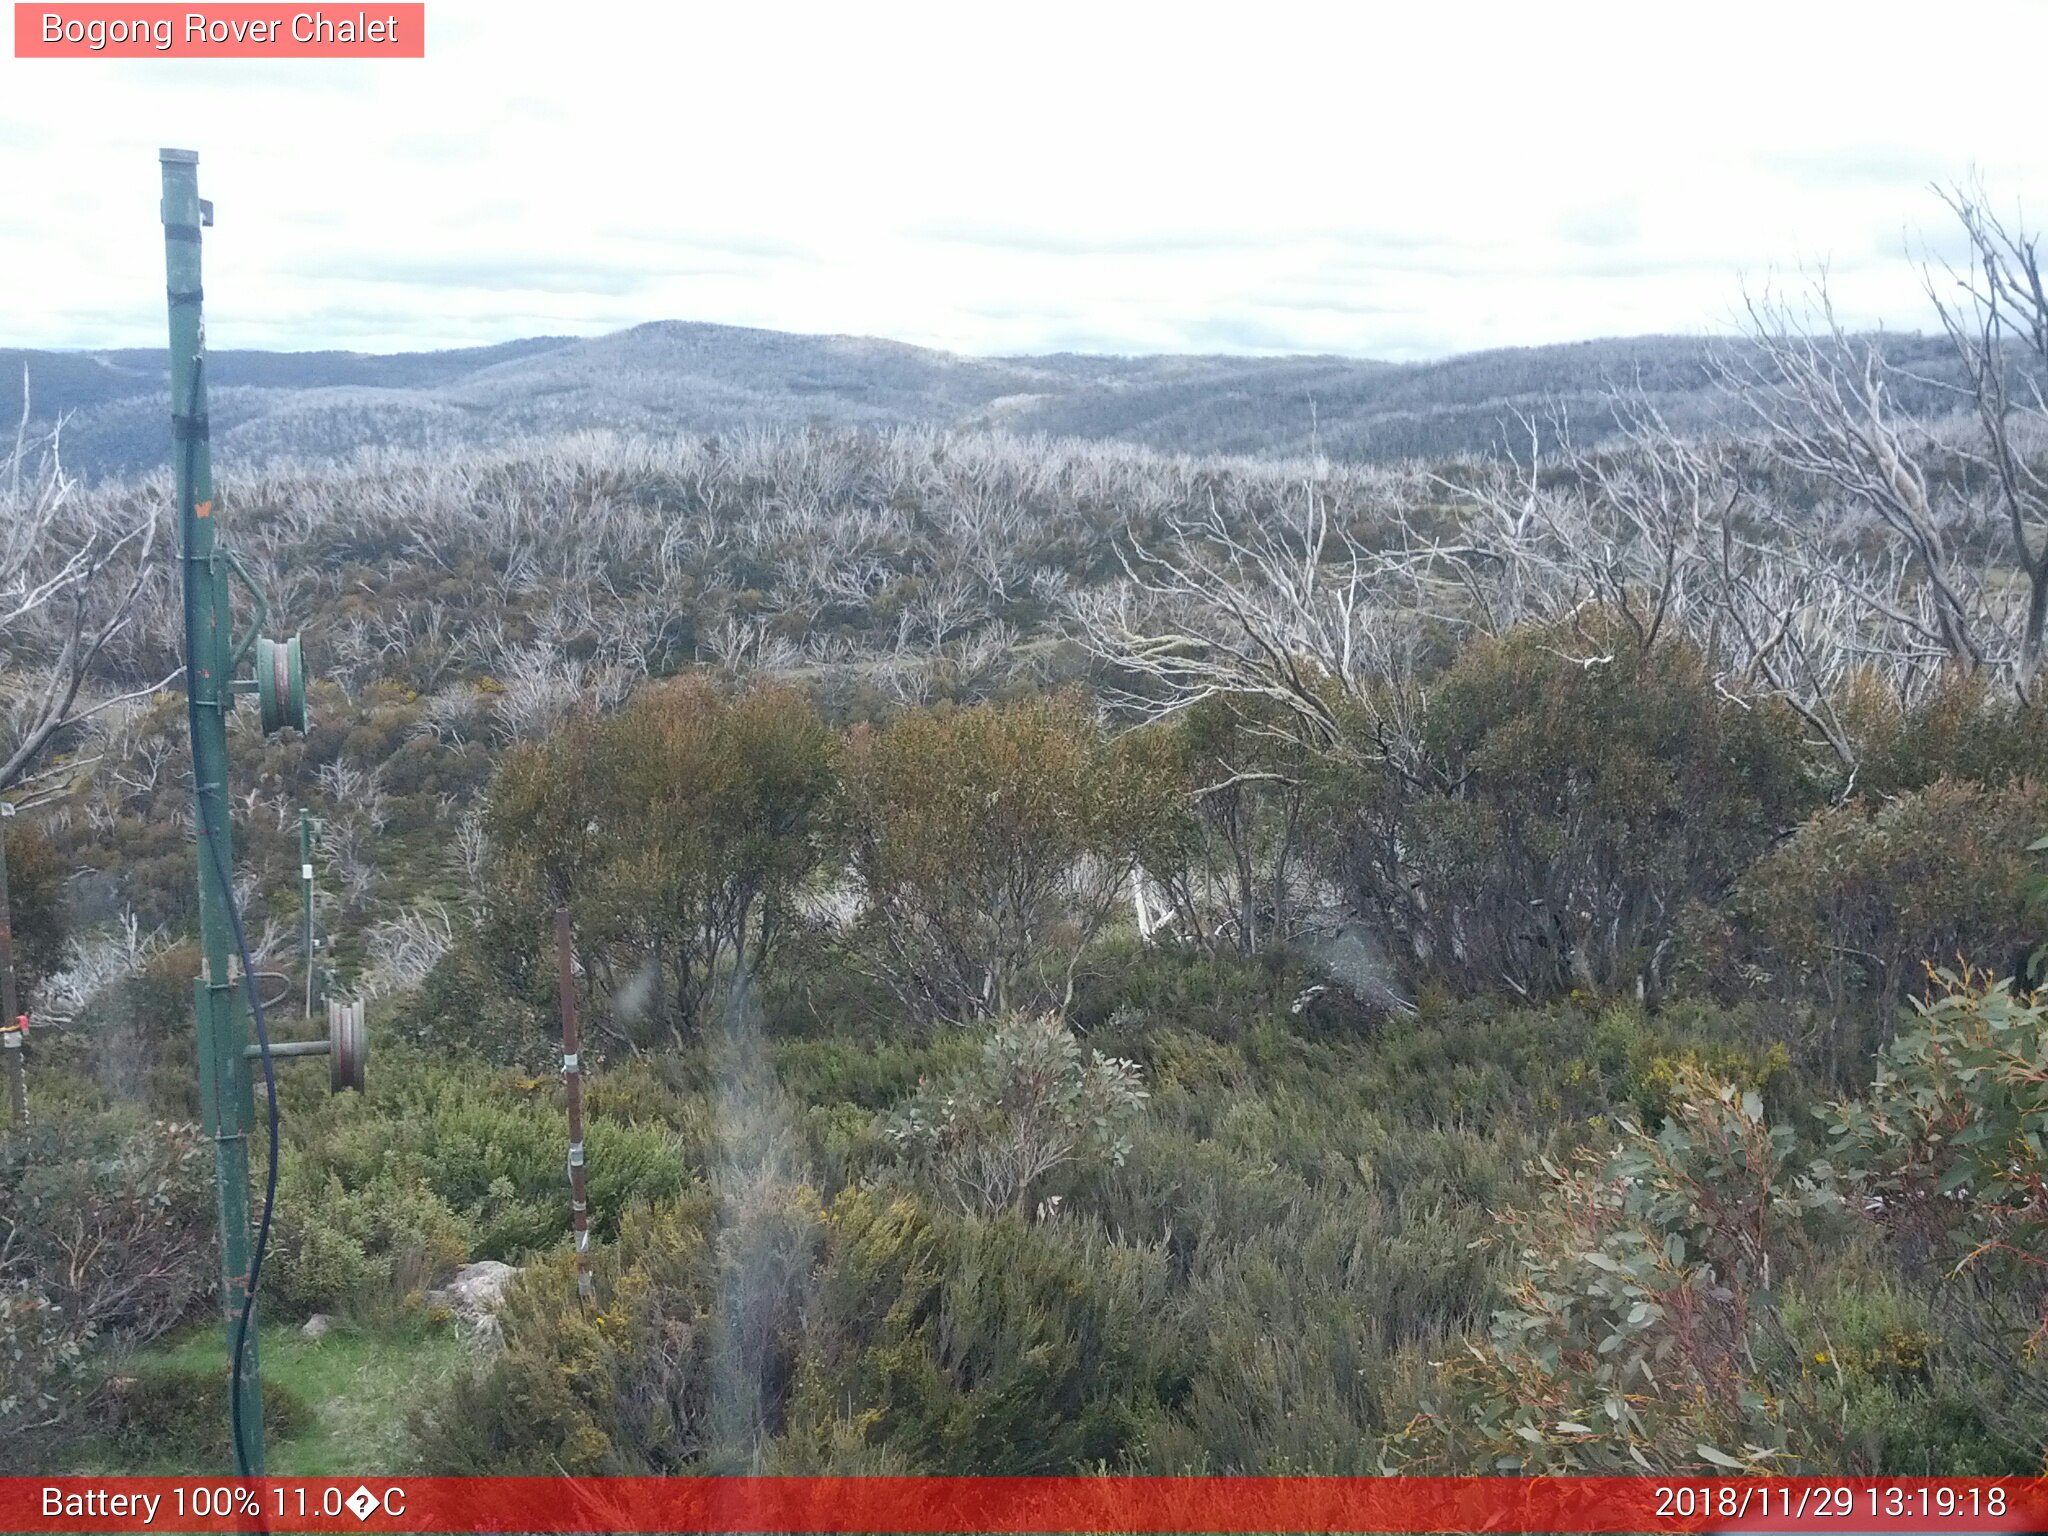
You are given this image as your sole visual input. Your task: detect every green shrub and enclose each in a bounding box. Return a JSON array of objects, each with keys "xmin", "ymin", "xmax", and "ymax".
[
  {"xmin": 786, "ymin": 1188, "xmax": 1188, "ymax": 1473},
  {"xmin": 485, "ymin": 677, "xmax": 838, "ymax": 1050},
  {"xmin": 291, "ymin": 1059, "xmax": 691, "ymax": 1262},
  {"xmin": 769, "ymin": 1035, "xmax": 967, "ymax": 1113},
  {"xmin": 0, "ymin": 1111, "xmax": 212, "ymax": 1343},
  {"xmin": 1589, "ymin": 998, "xmax": 1800, "ymax": 1130},
  {"xmin": 1400, "ymin": 1067, "xmax": 1843, "ymax": 1474},
  {"xmin": 1719, "ymin": 780, "xmax": 2048, "ymax": 1075},
  {"xmin": 1124, "ymin": 1153, "xmax": 1489, "ymax": 1473},
  {"xmin": 1827, "ymin": 970, "xmax": 2048, "ymax": 1314},
  {"xmin": 706, "ymin": 1175, "xmax": 829, "ymax": 1452},
  {"xmin": 839, "ymin": 691, "xmax": 1168, "ymax": 1022},
  {"xmin": 388, "ymin": 935, "xmax": 551, "ymax": 1068},
  {"xmin": 418, "ymin": 1180, "xmax": 1190, "ymax": 1477},
  {"xmin": 61, "ymin": 942, "xmax": 203, "ymax": 1116},
  {"xmin": 1122, "ymin": 698, "xmax": 1317, "ymax": 956},
  {"xmin": 1325, "ymin": 613, "xmax": 1816, "ymax": 1001},
  {"xmin": 1, "ymin": 818, "xmax": 72, "ymax": 998},
  {"xmin": 1846, "ymin": 672, "xmax": 2048, "ymax": 798},
  {"xmin": 1772, "ymin": 1258, "xmax": 2035, "ymax": 1474},
  {"xmin": 882, "ymin": 1012, "xmax": 1147, "ymax": 1216},
  {"xmin": 269, "ymin": 1169, "xmax": 473, "ymax": 1317},
  {"xmin": 0, "ymin": 1284, "xmax": 92, "ymax": 1437},
  {"xmin": 581, "ymin": 1057, "xmax": 696, "ymax": 1126},
  {"xmin": 413, "ymin": 1193, "xmax": 734, "ymax": 1474},
  {"xmin": 1068, "ymin": 943, "xmax": 1314, "ymax": 1047},
  {"xmin": 0, "ymin": 1111, "xmax": 213, "ymax": 1450},
  {"xmin": 99, "ymin": 1365, "xmax": 310, "ymax": 1463}
]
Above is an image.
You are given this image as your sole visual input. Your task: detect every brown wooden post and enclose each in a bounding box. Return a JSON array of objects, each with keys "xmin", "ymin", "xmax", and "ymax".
[{"xmin": 554, "ymin": 905, "xmax": 594, "ymax": 1303}]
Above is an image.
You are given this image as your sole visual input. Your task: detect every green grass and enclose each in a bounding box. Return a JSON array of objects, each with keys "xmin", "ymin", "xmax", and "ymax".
[{"xmin": 74, "ymin": 1318, "xmax": 470, "ymax": 1475}]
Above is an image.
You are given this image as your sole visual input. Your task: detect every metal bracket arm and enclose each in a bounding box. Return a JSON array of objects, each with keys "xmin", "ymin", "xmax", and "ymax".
[{"xmin": 223, "ymin": 547, "xmax": 269, "ymax": 674}]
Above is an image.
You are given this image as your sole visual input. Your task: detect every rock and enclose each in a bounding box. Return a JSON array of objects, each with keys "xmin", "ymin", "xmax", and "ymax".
[
  {"xmin": 450, "ymin": 1261, "xmax": 520, "ymax": 1310},
  {"xmin": 300, "ymin": 1313, "xmax": 334, "ymax": 1341},
  {"xmin": 424, "ymin": 1260, "xmax": 522, "ymax": 1330}
]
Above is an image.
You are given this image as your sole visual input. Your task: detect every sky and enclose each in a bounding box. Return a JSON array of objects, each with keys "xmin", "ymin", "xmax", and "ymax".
[{"xmin": 3, "ymin": 0, "xmax": 2046, "ymax": 362}]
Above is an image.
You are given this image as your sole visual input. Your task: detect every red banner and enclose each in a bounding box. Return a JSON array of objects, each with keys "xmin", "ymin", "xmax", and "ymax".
[
  {"xmin": 13, "ymin": 4, "xmax": 424, "ymax": 58},
  {"xmin": 3, "ymin": 1477, "xmax": 2046, "ymax": 1533}
]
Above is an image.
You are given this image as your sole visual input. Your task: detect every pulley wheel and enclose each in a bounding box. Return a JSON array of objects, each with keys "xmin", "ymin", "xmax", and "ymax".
[
  {"xmin": 256, "ymin": 634, "xmax": 309, "ymax": 735},
  {"xmin": 327, "ymin": 999, "xmax": 366, "ymax": 1093}
]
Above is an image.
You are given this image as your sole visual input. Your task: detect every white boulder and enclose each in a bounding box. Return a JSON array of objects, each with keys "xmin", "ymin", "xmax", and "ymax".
[{"xmin": 426, "ymin": 1259, "xmax": 521, "ymax": 1328}]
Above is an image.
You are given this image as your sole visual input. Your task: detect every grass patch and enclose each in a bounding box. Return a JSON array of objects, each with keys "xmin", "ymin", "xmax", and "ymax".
[{"xmin": 72, "ymin": 1319, "xmax": 469, "ymax": 1475}]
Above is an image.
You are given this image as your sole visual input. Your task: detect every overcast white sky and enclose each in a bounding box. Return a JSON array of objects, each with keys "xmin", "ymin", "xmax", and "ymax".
[{"xmin": 4, "ymin": 0, "xmax": 2045, "ymax": 360}]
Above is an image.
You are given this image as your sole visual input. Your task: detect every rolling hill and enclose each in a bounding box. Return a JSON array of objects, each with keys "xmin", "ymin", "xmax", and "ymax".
[{"xmin": 0, "ymin": 321, "xmax": 1963, "ymax": 482}]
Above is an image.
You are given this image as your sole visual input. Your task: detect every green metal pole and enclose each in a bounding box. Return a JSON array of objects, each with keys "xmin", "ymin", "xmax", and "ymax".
[
  {"xmin": 161, "ymin": 147, "xmax": 265, "ymax": 1474},
  {"xmin": 301, "ymin": 809, "xmax": 314, "ymax": 1020}
]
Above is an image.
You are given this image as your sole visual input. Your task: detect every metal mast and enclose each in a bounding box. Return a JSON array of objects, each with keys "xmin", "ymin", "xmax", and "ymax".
[{"xmin": 160, "ymin": 146, "xmax": 269, "ymax": 1474}]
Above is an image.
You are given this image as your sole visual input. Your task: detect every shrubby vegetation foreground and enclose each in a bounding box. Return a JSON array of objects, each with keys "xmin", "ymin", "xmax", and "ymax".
[{"xmin": 6, "ymin": 189, "xmax": 2048, "ymax": 1478}]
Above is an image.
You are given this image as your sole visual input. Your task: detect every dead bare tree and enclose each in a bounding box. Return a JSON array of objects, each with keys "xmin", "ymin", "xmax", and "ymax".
[
  {"xmin": 1722, "ymin": 285, "xmax": 1994, "ymax": 680},
  {"xmin": 1706, "ymin": 180, "xmax": 2048, "ymax": 716},
  {"xmin": 1443, "ymin": 400, "xmax": 1882, "ymax": 766},
  {"xmin": 1073, "ymin": 479, "xmax": 1466, "ymax": 778},
  {"xmin": 1435, "ymin": 403, "xmax": 1723, "ymax": 648},
  {"xmin": 0, "ymin": 381, "xmax": 178, "ymax": 799},
  {"xmin": 362, "ymin": 902, "xmax": 456, "ymax": 998},
  {"xmin": 1922, "ymin": 182, "xmax": 2048, "ymax": 693}
]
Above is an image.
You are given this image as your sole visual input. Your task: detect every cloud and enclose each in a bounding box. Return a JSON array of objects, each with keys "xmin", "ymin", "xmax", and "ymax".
[
  {"xmin": 1174, "ymin": 314, "xmax": 1345, "ymax": 355},
  {"xmin": 913, "ymin": 222, "xmax": 1281, "ymax": 258},
  {"xmin": 1758, "ymin": 143, "xmax": 1959, "ymax": 190},
  {"xmin": 5, "ymin": 0, "xmax": 2047, "ymax": 358},
  {"xmin": 606, "ymin": 230, "xmax": 816, "ymax": 265},
  {"xmin": 1553, "ymin": 199, "xmax": 1643, "ymax": 251},
  {"xmin": 912, "ymin": 220, "xmax": 1456, "ymax": 262},
  {"xmin": 285, "ymin": 253, "xmax": 661, "ymax": 297}
]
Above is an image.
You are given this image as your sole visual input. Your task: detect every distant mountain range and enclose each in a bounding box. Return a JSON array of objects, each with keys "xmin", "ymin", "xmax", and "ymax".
[{"xmin": 0, "ymin": 321, "xmax": 1966, "ymax": 482}]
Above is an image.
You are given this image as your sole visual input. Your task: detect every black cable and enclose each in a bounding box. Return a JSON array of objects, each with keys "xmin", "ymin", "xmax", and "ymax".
[
  {"xmin": 204, "ymin": 804, "xmax": 279, "ymax": 1480},
  {"xmin": 181, "ymin": 354, "xmax": 280, "ymax": 1480}
]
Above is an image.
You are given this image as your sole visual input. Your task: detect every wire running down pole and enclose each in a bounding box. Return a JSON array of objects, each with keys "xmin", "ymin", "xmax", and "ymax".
[{"xmin": 554, "ymin": 906, "xmax": 595, "ymax": 1304}]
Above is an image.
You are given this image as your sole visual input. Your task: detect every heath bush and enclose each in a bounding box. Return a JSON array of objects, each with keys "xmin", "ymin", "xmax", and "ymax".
[{"xmin": 1325, "ymin": 613, "xmax": 1816, "ymax": 1001}]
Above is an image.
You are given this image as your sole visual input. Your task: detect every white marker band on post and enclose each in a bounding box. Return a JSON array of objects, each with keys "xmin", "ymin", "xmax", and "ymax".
[
  {"xmin": 568, "ymin": 1143, "xmax": 584, "ymax": 1168},
  {"xmin": 561, "ymin": 1052, "xmax": 579, "ymax": 1072}
]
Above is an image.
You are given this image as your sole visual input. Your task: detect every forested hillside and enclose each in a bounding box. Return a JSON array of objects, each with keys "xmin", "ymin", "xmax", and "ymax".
[
  {"xmin": 4, "ymin": 199, "xmax": 2048, "ymax": 1481},
  {"xmin": 0, "ymin": 324, "xmax": 1970, "ymax": 483}
]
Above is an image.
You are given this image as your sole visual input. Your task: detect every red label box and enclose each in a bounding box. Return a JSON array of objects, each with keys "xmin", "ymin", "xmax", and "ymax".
[
  {"xmin": 3, "ymin": 1476, "xmax": 2047, "ymax": 1533},
  {"xmin": 13, "ymin": 4, "xmax": 424, "ymax": 57}
]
